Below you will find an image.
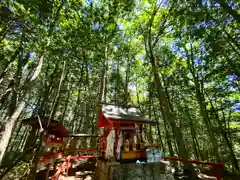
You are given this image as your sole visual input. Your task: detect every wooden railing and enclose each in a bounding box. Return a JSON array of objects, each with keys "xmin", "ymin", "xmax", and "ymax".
[{"xmin": 164, "ymin": 156, "xmax": 224, "ymax": 180}]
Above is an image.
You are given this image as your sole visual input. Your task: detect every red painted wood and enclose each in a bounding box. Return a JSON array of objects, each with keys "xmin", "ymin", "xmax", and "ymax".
[
  {"xmin": 144, "ymin": 145, "xmax": 158, "ymax": 149},
  {"xmin": 110, "ymin": 119, "xmax": 151, "ymax": 125},
  {"xmin": 69, "ymin": 155, "xmax": 97, "ymax": 160},
  {"xmin": 64, "ymin": 148, "xmax": 97, "ymax": 153}
]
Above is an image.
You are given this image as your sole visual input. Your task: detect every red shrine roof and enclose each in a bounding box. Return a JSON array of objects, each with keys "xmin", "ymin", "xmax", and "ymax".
[
  {"xmin": 22, "ymin": 117, "xmax": 68, "ymax": 137},
  {"xmin": 98, "ymin": 104, "xmax": 156, "ymax": 128}
]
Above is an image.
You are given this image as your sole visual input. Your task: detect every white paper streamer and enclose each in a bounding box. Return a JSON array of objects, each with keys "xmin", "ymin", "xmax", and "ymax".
[
  {"xmin": 116, "ymin": 131, "xmax": 123, "ymax": 160},
  {"xmin": 105, "ymin": 128, "xmax": 115, "ymax": 159}
]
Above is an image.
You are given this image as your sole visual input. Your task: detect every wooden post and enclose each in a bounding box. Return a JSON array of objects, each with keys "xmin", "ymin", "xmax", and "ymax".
[
  {"xmin": 216, "ymin": 167, "xmax": 221, "ymax": 180},
  {"xmin": 45, "ymin": 163, "xmax": 51, "ymax": 180},
  {"xmin": 28, "ymin": 130, "xmax": 45, "ymax": 180}
]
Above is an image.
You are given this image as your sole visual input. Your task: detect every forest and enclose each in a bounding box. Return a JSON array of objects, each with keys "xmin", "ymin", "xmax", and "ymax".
[{"xmin": 0, "ymin": 0, "xmax": 239, "ymax": 179}]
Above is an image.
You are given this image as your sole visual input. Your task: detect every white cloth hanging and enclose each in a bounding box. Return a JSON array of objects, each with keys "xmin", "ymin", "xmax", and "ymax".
[
  {"xmin": 116, "ymin": 131, "xmax": 123, "ymax": 160},
  {"xmin": 105, "ymin": 128, "xmax": 115, "ymax": 159}
]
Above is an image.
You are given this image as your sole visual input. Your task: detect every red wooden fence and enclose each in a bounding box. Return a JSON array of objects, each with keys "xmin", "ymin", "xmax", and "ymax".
[{"xmin": 164, "ymin": 156, "xmax": 224, "ymax": 180}]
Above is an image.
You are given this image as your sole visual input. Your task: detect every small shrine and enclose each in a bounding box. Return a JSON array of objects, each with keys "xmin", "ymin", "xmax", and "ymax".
[
  {"xmin": 20, "ymin": 109, "xmax": 224, "ymax": 180},
  {"xmin": 98, "ymin": 103, "xmax": 158, "ymax": 163},
  {"xmin": 22, "ymin": 117, "xmax": 68, "ymax": 169}
]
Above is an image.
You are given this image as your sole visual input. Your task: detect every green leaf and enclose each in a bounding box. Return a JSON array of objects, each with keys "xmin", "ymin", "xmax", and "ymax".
[
  {"xmin": 179, "ymin": 59, "xmax": 187, "ymax": 68},
  {"xmin": 1, "ymin": 39, "xmax": 9, "ymax": 45},
  {"xmin": 73, "ymin": 90, "xmax": 79, "ymax": 97}
]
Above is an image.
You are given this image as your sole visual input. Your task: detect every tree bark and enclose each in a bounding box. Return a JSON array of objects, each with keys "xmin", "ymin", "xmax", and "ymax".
[
  {"xmin": 146, "ymin": 36, "xmax": 189, "ymax": 162},
  {"xmin": 49, "ymin": 61, "xmax": 66, "ymax": 119},
  {"xmin": 95, "ymin": 43, "xmax": 108, "ymax": 137},
  {"xmin": 185, "ymin": 41, "xmax": 222, "ymax": 161},
  {"xmin": 0, "ymin": 54, "xmax": 44, "ymax": 165},
  {"xmin": 0, "ymin": 47, "xmax": 21, "ymax": 84},
  {"xmin": 207, "ymin": 94, "xmax": 239, "ymax": 172},
  {"xmin": 152, "ymin": 98, "xmax": 164, "ymax": 150},
  {"xmin": 0, "ymin": 97, "xmax": 27, "ymax": 165},
  {"xmin": 145, "ymin": 6, "xmax": 190, "ymax": 169}
]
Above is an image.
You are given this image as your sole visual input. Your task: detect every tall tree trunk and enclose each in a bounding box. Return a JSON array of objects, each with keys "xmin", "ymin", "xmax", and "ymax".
[
  {"xmin": 146, "ymin": 40, "xmax": 189, "ymax": 162},
  {"xmin": 29, "ymin": 60, "xmax": 66, "ymax": 180},
  {"xmin": 82, "ymin": 65, "xmax": 91, "ymax": 136},
  {"xmin": 0, "ymin": 46, "xmax": 21, "ymax": 84},
  {"xmin": 184, "ymin": 107, "xmax": 203, "ymax": 160},
  {"xmin": 8, "ymin": 52, "xmax": 29, "ymax": 116},
  {"xmin": 39, "ymin": 63, "xmax": 58, "ymax": 116},
  {"xmin": 124, "ymin": 66, "xmax": 129, "ymax": 105},
  {"xmin": 116, "ymin": 60, "xmax": 120, "ymax": 104},
  {"xmin": 193, "ymin": 70, "xmax": 221, "ymax": 161},
  {"xmin": 0, "ymin": 49, "xmax": 26, "ymax": 107},
  {"xmin": 148, "ymin": 89, "xmax": 154, "ymax": 144},
  {"xmin": 72, "ymin": 67, "xmax": 85, "ymax": 133},
  {"xmin": 0, "ymin": 53, "xmax": 44, "ymax": 165},
  {"xmin": 95, "ymin": 42, "xmax": 108, "ymax": 136},
  {"xmin": 207, "ymin": 94, "xmax": 239, "ymax": 172},
  {"xmin": 50, "ymin": 62, "xmax": 67, "ymax": 118},
  {"xmin": 60, "ymin": 79, "xmax": 72, "ymax": 123},
  {"xmin": 0, "ymin": 79, "xmax": 14, "ymax": 106},
  {"xmin": 144, "ymin": 6, "xmax": 191, "ymax": 169},
  {"xmin": 186, "ymin": 41, "xmax": 222, "ymax": 161},
  {"xmin": 152, "ymin": 98, "xmax": 164, "ymax": 150}
]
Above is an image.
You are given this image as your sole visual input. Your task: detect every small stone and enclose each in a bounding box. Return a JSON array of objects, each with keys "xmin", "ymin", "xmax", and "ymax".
[{"xmin": 166, "ymin": 174, "xmax": 175, "ymax": 180}]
